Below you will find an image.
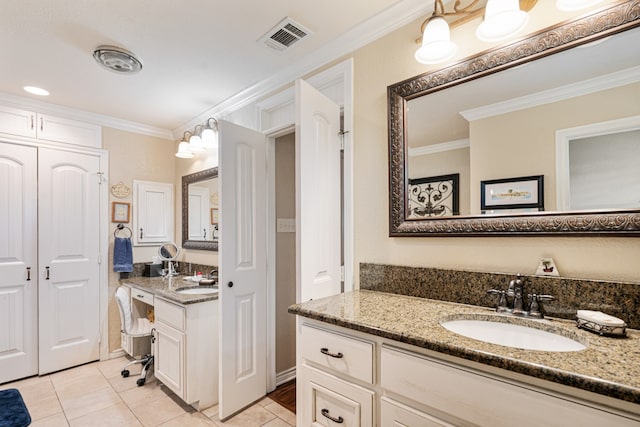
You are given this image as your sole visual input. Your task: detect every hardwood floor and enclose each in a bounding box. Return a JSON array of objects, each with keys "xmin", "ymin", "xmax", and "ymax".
[{"xmin": 267, "ymin": 380, "xmax": 296, "ymax": 414}]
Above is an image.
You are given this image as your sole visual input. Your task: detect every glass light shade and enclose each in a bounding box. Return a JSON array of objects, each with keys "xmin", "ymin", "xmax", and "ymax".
[
  {"xmin": 188, "ymin": 133, "xmax": 205, "ymax": 153},
  {"xmin": 556, "ymin": 0, "xmax": 604, "ymax": 11},
  {"xmin": 175, "ymin": 141, "xmax": 194, "ymax": 158},
  {"xmin": 476, "ymin": 0, "xmax": 529, "ymax": 42},
  {"xmin": 415, "ymin": 17, "xmax": 457, "ymax": 64},
  {"xmin": 201, "ymin": 127, "xmax": 217, "ymax": 148}
]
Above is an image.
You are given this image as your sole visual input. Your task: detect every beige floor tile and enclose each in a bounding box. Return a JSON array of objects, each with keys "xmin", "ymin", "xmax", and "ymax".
[
  {"xmin": 261, "ymin": 418, "xmax": 292, "ymax": 427},
  {"xmin": 129, "ymin": 391, "xmax": 191, "ymax": 427},
  {"xmin": 18, "ymin": 379, "xmax": 56, "ymax": 402},
  {"xmin": 264, "ymin": 403, "xmax": 295, "ymax": 426},
  {"xmin": 96, "ymin": 356, "xmax": 131, "ymax": 376},
  {"xmin": 202, "ymin": 404, "xmax": 219, "ymax": 419},
  {"xmin": 30, "ymin": 412, "xmax": 70, "ymax": 427},
  {"xmin": 216, "ymin": 404, "xmax": 277, "ymax": 427},
  {"xmin": 255, "ymin": 397, "xmax": 274, "ymax": 407},
  {"xmin": 24, "ymin": 394, "xmax": 64, "ymax": 422},
  {"xmin": 158, "ymin": 411, "xmax": 218, "ymax": 427},
  {"xmin": 68, "ymin": 401, "xmax": 142, "ymax": 427},
  {"xmin": 0, "ymin": 374, "xmax": 51, "ymax": 390},
  {"xmin": 51, "ymin": 364, "xmax": 112, "ymax": 403},
  {"xmin": 119, "ymin": 380, "xmax": 169, "ymax": 408},
  {"xmin": 60, "ymin": 386, "xmax": 122, "ymax": 420}
]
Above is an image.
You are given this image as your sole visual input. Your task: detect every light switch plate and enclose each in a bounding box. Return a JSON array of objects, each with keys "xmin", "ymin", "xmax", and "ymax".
[{"xmin": 277, "ymin": 218, "xmax": 296, "ymax": 233}]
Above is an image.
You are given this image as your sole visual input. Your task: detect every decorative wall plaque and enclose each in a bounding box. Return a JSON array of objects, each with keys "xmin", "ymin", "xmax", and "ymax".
[{"xmin": 110, "ymin": 181, "xmax": 131, "ymax": 198}]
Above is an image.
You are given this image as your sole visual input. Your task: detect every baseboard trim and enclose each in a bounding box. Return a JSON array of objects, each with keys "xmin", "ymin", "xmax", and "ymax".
[
  {"xmin": 276, "ymin": 366, "xmax": 296, "ymax": 386},
  {"xmin": 110, "ymin": 349, "xmax": 126, "ymax": 359}
]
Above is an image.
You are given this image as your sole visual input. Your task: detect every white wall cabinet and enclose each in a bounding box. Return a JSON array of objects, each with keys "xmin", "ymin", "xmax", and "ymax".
[
  {"xmin": 132, "ymin": 180, "xmax": 174, "ymax": 246},
  {"xmin": 0, "ymin": 105, "xmax": 101, "ymax": 148},
  {"xmin": 296, "ymin": 318, "xmax": 640, "ymax": 427},
  {"xmin": 154, "ymin": 297, "xmax": 218, "ymax": 409}
]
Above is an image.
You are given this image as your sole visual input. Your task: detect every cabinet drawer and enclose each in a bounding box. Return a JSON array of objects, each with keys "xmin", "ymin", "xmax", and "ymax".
[
  {"xmin": 301, "ymin": 324, "xmax": 374, "ymax": 384},
  {"xmin": 155, "ymin": 298, "xmax": 185, "ymax": 331},
  {"xmin": 381, "ymin": 346, "xmax": 638, "ymax": 427},
  {"xmin": 131, "ymin": 288, "xmax": 154, "ymax": 305},
  {"xmin": 302, "ymin": 366, "xmax": 373, "ymax": 427},
  {"xmin": 381, "ymin": 397, "xmax": 455, "ymax": 427}
]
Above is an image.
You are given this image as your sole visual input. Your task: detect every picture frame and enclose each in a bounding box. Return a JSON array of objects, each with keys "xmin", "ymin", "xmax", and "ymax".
[
  {"xmin": 480, "ymin": 175, "xmax": 544, "ymax": 211},
  {"xmin": 210, "ymin": 208, "xmax": 219, "ymax": 225},
  {"xmin": 407, "ymin": 173, "xmax": 459, "ymax": 218},
  {"xmin": 112, "ymin": 201, "xmax": 130, "ymax": 223}
]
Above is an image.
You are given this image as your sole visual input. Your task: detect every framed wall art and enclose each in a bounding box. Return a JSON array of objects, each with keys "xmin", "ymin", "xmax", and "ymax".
[
  {"xmin": 481, "ymin": 175, "xmax": 544, "ymax": 211},
  {"xmin": 407, "ymin": 173, "xmax": 459, "ymax": 218},
  {"xmin": 112, "ymin": 201, "xmax": 131, "ymax": 223}
]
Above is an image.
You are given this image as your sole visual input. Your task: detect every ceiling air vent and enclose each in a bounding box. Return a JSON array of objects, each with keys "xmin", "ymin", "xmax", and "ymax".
[{"xmin": 259, "ymin": 17, "xmax": 312, "ymax": 52}]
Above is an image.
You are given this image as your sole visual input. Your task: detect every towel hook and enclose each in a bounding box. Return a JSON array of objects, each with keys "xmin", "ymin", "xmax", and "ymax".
[{"xmin": 114, "ymin": 223, "xmax": 133, "ymax": 238}]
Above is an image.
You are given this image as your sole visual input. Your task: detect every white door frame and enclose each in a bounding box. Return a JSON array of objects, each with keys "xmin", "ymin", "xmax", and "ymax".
[{"xmin": 263, "ymin": 59, "xmax": 353, "ymax": 391}]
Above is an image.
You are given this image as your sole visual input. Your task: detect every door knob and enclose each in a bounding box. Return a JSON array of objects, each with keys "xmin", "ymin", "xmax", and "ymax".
[{"xmin": 227, "ymin": 281, "xmax": 234, "ymax": 288}]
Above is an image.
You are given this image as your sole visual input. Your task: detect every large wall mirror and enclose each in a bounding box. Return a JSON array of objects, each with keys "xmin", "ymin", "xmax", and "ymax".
[
  {"xmin": 389, "ymin": 1, "xmax": 640, "ymax": 236},
  {"xmin": 182, "ymin": 168, "xmax": 219, "ymax": 250}
]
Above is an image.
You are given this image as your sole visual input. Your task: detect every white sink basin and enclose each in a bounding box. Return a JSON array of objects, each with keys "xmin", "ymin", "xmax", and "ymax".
[
  {"xmin": 176, "ymin": 287, "xmax": 218, "ymax": 295},
  {"xmin": 441, "ymin": 318, "xmax": 586, "ymax": 352}
]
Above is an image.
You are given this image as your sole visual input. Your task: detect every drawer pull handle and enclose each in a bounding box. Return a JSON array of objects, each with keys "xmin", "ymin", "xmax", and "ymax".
[
  {"xmin": 320, "ymin": 348, "xmax": 343, "ymax": 358},
  {"xmin": 137, "ymin": 294, "xmax": 144, "ymax": 299},
  {"xmin": 26, "ymin": 267, "xmax": 31, "ymax": 281},
  {"xmin": 45, "ymin": 266, "xmax": 50, "ymax": 280},
  {"xmin": 321, "ymin": 408, "xmax": 344, "ymax": 424}
]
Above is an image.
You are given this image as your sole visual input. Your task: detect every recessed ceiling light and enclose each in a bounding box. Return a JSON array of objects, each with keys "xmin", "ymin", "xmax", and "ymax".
[{"xmin": 24, "ymin": 86, "xmax": 50, "ymax": 96}]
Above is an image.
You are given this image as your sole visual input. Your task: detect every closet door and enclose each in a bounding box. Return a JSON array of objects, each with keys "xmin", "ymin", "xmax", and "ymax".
[
  {"xmin": 38, "ymin": 147, "xmax": 101, "ymax": 374},
  {"xmin": 0, "ymin": 143, "xmax": 38, "ymax": 383}
]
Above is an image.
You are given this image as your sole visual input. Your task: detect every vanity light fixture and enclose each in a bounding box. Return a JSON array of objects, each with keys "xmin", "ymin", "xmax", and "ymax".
[
  {"xmin": 174, "ymin": 117, "xmax": 219, "ymax": 159},
  {"xmin": 415, "ymin": 0, "xmax": 532, "ymax": 65},
  {"xmin": 188, "ymin": 126, "xmax": 205, "ymax": 153},
  {"xmin": 200, "ymin": 117, "xmax": 219, "ymax": 148}
]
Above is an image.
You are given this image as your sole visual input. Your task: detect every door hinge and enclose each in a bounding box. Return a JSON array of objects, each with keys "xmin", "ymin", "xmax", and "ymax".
[
  {"xmin": 97, "ymin": 253, "xmax": 102, "ymax": 264},
  {"xmin": 97, "ymin": 171, "xmax": 104, "ymax": 184},
  {"xmin": 340, "ymin": 265, "xmax": 345, "ymax": 282},
  {"xmin": 339, "ymin": 130, "xmax": 349, "ymax": 151}
]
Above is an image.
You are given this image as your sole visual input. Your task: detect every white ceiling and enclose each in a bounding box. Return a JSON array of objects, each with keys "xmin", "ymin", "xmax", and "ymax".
[{"xmin": 0, "ymin": 0, "xmax": 423, "ymax": 135}]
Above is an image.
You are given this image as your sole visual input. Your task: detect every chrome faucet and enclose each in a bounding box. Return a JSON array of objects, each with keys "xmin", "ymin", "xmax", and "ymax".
[{"xmin": 487, "ymin": 275, "xmax": 555, "ymax": 319}]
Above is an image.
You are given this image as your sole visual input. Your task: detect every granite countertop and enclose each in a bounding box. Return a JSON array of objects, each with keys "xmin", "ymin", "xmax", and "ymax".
[
  {"xmin": 289, "ymin": 290, "xmax": 640, "ymax": 405},
  {"xmin": 121, "ymin": 276, "xmax": 218, "ymax": 305}
]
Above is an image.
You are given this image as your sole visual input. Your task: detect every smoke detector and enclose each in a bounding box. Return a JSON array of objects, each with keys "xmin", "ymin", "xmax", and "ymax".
[
  {"xmin": 93, "ymin": 45, "xmax": 143, "ymax": 74},
  {"xmin": 259, "ymin": 17, "xmax": 312, "ymax": 52}
]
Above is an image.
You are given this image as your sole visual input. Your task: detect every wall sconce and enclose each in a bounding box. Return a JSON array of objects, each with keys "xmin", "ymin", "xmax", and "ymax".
[
  {"xmin": 415, "ymin": 0, "xmax": 532, "ymax": 65},
  {"xmin": 175, "ymin": 117, "xmax": 219, "ymax": 159}
]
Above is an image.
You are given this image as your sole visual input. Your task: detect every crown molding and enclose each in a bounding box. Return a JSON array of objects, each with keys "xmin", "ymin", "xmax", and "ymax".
[
  {"xmin": 460, "ymin": 65, "xmax": 640, "ymax": 122},
  {"xmin": 409, "ymin": 138, "xmax": 470, "ymax": 156},
  {"xmin": 172, "ymin": 0, "xmax": 431, "ymax": 138},
  {"xmin": 0, "ymin": 91, "xmax": 174, "ymax": 140}
]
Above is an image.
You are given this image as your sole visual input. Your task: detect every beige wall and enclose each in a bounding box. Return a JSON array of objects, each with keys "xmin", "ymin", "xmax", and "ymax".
[
  {"xmin": 351, "ymin": 8, "xmax": 640, "ymax": 285},
  {"xmin": 103, "ymin": 127, "xmax": 176, "ymax": 353},
  {"xmin": 275, "ymin": 133, "xmax": 297, "ymax": 374},
  {"xmin": 470, "ymin": 83, "xmax": 640, "ymax": 214}
]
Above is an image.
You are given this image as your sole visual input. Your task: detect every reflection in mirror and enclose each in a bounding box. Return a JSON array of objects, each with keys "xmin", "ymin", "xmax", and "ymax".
[
  {"xmin": 389, "ymin": 3, "xmax": 640, "ymax": 235},
  {"xmin": 182, "ymin": 168, "xmax": 219, "ymax": 250}
]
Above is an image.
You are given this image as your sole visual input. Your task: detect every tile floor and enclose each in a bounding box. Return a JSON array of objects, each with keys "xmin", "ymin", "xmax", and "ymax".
[{"xmin": 0, "ymin": 357, "xmax": 296, "ymax": 427}]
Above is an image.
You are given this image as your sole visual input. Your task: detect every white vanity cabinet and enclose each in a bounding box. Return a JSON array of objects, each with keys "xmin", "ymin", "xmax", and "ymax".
[
  {"xmin": 298, "ymin": 324, "xmax": 375, "ymax": 426},
  {"xmin": 0, "ymin": 105, "xmax": 101, "ymax": 148},
  {"xmin": 154, "ymin": 297, "xmax": 218, "ymax": 409},
  {"xmin": 296, "ymin": 318, "xmax": 640, "ymax": 427}
]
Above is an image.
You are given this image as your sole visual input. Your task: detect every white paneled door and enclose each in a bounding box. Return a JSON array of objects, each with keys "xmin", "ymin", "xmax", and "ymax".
[
  {"xmin": 0, "ymin": 143, "xmax": 38, "ymax": 384},
  {"xmin": 38, "ymin": 147, "xmax": 101, "ymax": 375},
  {"xmin": 218, "ymin": 120, "xmax": 267, "ymax": 420},
  {"xmin": 296, "ymin": 79, "xmax": 342, "ymax": 302}
]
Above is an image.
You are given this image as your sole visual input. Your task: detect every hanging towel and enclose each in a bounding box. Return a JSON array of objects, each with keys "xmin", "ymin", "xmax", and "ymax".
[{"xmin": 113, "ymin": 237, "xmax": 133, "ymax": 273}]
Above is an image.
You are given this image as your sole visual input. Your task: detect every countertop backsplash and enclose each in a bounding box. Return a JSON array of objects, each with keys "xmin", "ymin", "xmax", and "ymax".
[
  {"xmin": 119, "ymin": 262, "xmax": 217, "ymax": 279},
  {"xmin": 359, "ymin": 263, "xmax": 640, "ymax": 329}
]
